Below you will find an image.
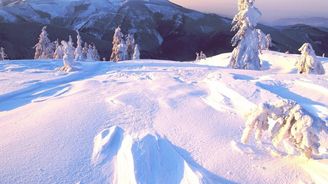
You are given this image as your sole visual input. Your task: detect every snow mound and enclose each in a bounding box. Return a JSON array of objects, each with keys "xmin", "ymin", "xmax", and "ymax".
[{"xmin": 92, "ymin": 126, "xmax": 206, "ymax": 184}]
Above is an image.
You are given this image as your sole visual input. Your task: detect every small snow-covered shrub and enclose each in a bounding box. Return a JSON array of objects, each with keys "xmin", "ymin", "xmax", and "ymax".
[
  {"xmin": 296, "ymin": 43, "xmax": 325, "ymax": 75},
  {"xmin": 242, "ymin": 100, "xmax": 327, "ymax": 158}
]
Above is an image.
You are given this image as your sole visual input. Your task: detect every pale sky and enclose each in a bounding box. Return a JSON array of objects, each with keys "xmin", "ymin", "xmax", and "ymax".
[{"xmin": 170, "ymin": 0, "xmax": 328, "ymax": 22}]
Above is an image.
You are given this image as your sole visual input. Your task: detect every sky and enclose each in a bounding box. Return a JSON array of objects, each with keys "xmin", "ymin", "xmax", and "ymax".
[{"xmin": 170, "ymin": 0, "xmax": 328, "ymax": 22}]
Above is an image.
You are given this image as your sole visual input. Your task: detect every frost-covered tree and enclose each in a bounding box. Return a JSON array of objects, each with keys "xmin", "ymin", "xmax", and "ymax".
[
  {"xmin": 53, "ymin": 40, "xmax": 64, "ymax": 59},
  {"xmin": 110, "ymin": 27, "xmax": 124, "ymax": 62},
  {"xmin": 296, "ymin": 43, "xmax": 325, "ymax": 75},
  {"xmin": 74, "ymin": 30, "xmax": 83, "ymax": 61},
  {"xmin": 82, "ymin": 42, "xmax": 88, "ymax": 60},
  {"xmin": 61, "ymin": 41, "xmax": 74, "ymax": 71},
  {"xmin": 87, "ymin": 44, "xmax": 94, "ymax": 61},
  {"xmin": 0, "ymin": 47, "xmax": 8, "ymax": 60},
  {"xmin": 117, "ymin": 41, "xmax": 127, "ymax": 61},
  {"xmin": 59, "ymin": 40, "xmax": 75, "ymax": 72},
  {"xmin": 257, "ymin": 29, "xmax": 267, "ymax": 53},
  {"xmin": 241, "ymin": 100, "xmax": 327, "ymax": 158},
  {"xmin": 132, "ymin": 44, "xmax": 140, "ymax": 60},
  {"xmin": 68, "ymin": 35, "xmax": 75, "ymax": 49},
  {"xmin": 126, "ymin": 34, "xmax": 136, "ymax": 60},
  {"xmin": 200, "ymin": 51, "xmax": 207, "ymax": 60},
  {"xmin": 229, "ymin": 0, "xmax": 263, "ymax": 70},
  {"xmin": 34, "ymin": 26, "xmax": 54, "ymax": 59},
  {"xmin": 265, "ymin": 34, "xmax": 272, "ymax": 50},
  {"xmin": 92, "ymin": 44, "xmax": 100, "ymax": 61},
  {"xmin": 195, "ymin": 52, "xmax": 200, "ymax": 62}
]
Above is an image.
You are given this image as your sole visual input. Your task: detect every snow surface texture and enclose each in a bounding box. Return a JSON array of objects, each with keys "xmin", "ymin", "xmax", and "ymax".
[
  {"xmin": 0, "ymin": 51, "xmax": 327, "ymax": 183},
  {"xmin": 91, "ymin": 126, "xmax": 205, "ymax": 184}
]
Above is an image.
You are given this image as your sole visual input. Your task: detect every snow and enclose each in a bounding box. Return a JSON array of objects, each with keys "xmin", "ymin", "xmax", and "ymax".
[{"xmin": 0, "ymin": 51, "xmax": 327, "ymax": 183}]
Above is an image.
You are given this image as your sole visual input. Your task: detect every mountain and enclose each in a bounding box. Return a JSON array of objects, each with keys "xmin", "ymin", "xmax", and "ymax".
[
  {"xmin": 272, "ymin": 17, "xmax": 328, "ymax": 28},
  {"xmin": 0, "ymin": 0, "xmax": 327, "ymax": 60}
]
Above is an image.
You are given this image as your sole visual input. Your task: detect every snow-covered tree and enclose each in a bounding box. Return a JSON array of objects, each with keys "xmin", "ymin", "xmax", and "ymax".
[
  {"xmin": 110, "ymin": 26, "xmax": 124, "ymax": 62},
  {"xmin": 229, "ymin": 0, "xmax": 262, "ymax": 70},
  {"xmin": 195, "ymin": 52, "xmax": 200, "ymax": 62},
  {"xmin": 59, "ymin": 40, "xmax": 75, "ymax": 72},
  {"xmin": 92, "ymin": 44, "xmax": 100, "ymax": 61},
  {"xmin": 82, "ymin": 42, "xmax": 88, "ymax": 60},
  {"xmin": 257, "ymin": 29, "xmax": 267, "ymax": 53},
  {"xmin": 200, "ymin": 51, "xmax": 207, "ymax": 60},
  {"xmin": 265, "ymin": 34, "xmax": 272, "ymax": 50},
  {"xmin": 74, "ymin": 30, "xmax": 83, "ymax": 61},
  {"xmin": 0, "ymin": 47, "xmax": 8, "ymax": 60},
  {"xmin": 132, "ymin": 44, "xmax": 140, "ymax": 60},
  {"xmin": 34, "ymin": 26, "xmax": 54, "ymax": 59},
  {"xmin": 53, "ymin": 40, "xmax": 64, "ymax": 59},
  {"xmin": 117, "ymin": 41, "xmax": 127, "ymax": 61},
  {"xmin": 296, "ymin": 43, "xmax": 325, "ymax": 75},
  {"xmin": 68, "ymin": 35, "xmax": 75, "ymax": 49},
  {"xmin": 126, "ymin": 34, "xmax": 135, "ymax": 60},
  {"xmin": 87, "ymin": 44, "xmax": 94, "ymax": 61},
  {"xmin": 241, "ymin": 100, "xmax": 327, "ymax": 158}
]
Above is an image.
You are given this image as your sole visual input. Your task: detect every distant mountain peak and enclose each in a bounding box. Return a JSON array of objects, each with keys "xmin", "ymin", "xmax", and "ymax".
[{"xmin": 272, "ymin": 17, "xmax": 328, "ymax": 28}]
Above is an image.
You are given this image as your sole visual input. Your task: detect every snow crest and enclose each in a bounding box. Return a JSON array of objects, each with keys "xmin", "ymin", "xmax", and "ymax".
[{"xmin": 92, "ymin": 126, "xmax": 205, "ymax": 184}]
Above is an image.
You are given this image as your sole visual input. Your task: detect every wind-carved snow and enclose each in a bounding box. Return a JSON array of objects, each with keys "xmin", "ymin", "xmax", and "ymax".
[
  {"xmin": 92, "ymin": 126, "xmax": 205, "ymax": 184},
  {"xmin": 202, "ymin": 73, "xmax": 256, "ymax": 115},
  {"xmin": 0, "ymin": 51, "xmax": 327, "ymax": 184}
]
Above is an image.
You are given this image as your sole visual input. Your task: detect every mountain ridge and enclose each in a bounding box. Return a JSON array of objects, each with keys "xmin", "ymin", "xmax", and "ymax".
[{"xmin": 0, "ymin": 0, "xmax": 327, "ymax": 60}]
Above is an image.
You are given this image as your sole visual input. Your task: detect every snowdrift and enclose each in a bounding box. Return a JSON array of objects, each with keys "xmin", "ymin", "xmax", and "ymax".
[
  {"xmin": 92, "ymin": 126, "xmax": 206, "ymax": 184},
  {"xmin": 0, "ymin": 51, "xmax": 327, "ymax": 184}
]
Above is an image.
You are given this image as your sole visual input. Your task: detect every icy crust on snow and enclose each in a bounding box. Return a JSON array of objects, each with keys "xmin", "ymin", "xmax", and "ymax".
[{"xmin": 92, "ymin": 126, "xmax": 205, "ymax": 184}]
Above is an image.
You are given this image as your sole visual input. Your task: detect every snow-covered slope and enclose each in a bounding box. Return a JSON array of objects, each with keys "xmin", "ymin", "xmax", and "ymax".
[{"xmin": 0, "ymin": 51, "xmax": 327, "ymax": 184}]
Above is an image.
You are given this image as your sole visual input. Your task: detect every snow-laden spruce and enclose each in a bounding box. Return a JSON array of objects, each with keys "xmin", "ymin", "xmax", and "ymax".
[
  {"xmin": 241, "ymin": 100, "xmax": 327, "ymax": 158},
  {"xmin": 53, "ymin": 40, "xmax": 64, "ymax": 59},
  {"xmin": 132, "ymin": 44, "xmax": 140, "ymax": 60},
  {"xmin": 265, "ymin": 34, "xmax": 272, "ymax": 50},
  {"xmin": 296, "ymin": 43, "xmax": 325, "ymax": 75},
  {"xmin": 59, "ymin": 40, "xmax": 75, "ymax": 72},
  {"xmin": 34, "ymin": 26, "xmax": 54, "ymax": 59},
  {"xmin": 74, "ymin": 31, "xmax": 83, "ymax": 61},
  {"xmin": 257, "ymin": 30, "xmax": 272, "ymax": 52},
  {"xmin": 0, "ymin": 47, "xmax": 8, "ymax": 60},
  {"xmin": 229, "ymin": 0, "xmax": 264, "ymax": 70},
  {"xmin": 126, "ymin": 34, "xmax": 135, "ymax": 60},
  {"xmin": 110, "ymin": 27, "xmax": 126, "ymax": 62},
  {"xmin": 195, "ymin": 51, "xmax": 207, "ymax": 62}
]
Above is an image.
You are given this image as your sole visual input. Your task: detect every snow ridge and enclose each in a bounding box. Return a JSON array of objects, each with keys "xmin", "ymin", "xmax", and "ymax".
[{"xmin": 92, "ymin": 126, "xmax": 206, "ymax": 184}]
